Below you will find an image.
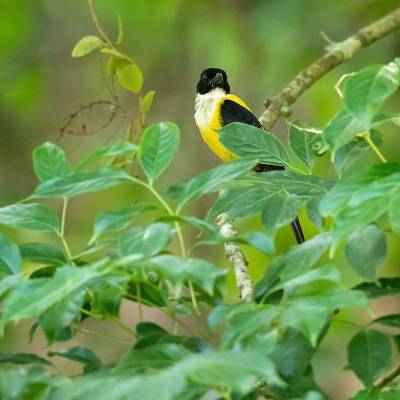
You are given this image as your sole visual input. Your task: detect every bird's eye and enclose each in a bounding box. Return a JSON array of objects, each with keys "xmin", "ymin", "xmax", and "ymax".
[{"xmin": 201, "ymin": 74, "xmax": 207, "ymax": 81}]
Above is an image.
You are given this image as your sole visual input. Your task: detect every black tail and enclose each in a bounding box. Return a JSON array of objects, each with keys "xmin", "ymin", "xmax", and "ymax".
[
  {"xmin": 290, "ymin": 217, "xmax": 305, "ymax": 244},
  {"xmin": 256, "ymin": 163, "xmax": 305, "ymax": 244}
]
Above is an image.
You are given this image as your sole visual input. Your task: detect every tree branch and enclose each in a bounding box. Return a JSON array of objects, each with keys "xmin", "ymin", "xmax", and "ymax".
[
  {"xmin": 376, "ymin": 364, "xmax": 400, "ymax": 389},
  {"xmin": 259, "ymin": 7, "xmax": 400, "ymax": 130},
  {"xmin": 216, "ymin": 213, "xmax": 253, "ymax": 302}
]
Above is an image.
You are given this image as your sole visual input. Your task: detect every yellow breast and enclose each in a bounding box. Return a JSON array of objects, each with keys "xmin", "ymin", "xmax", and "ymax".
[{"xmin": 195, "ymin": 92, "xmax": 252, "ymax": 162}]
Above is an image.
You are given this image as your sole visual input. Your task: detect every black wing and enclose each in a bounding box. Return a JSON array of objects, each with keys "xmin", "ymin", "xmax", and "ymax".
[
  {"xmin": 220, "ymin": 99, "xmax": 284, "ymax": 172},
  {"xmin": 220, "ymin": 99, "xmax": 263, "ymax": 129}
]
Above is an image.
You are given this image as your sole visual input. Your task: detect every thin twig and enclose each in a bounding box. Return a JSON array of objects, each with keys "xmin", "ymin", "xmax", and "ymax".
[
  {"xmin": 216, "ymin": 213, "xmax": 253, "ymax": 301},
  {"xmin": 259, "ymin": 7, "xmax": 400, "ymax": 130},
  {"xmin": 376, "ymin": 364, "xmax": 400, "ymax": 388}
]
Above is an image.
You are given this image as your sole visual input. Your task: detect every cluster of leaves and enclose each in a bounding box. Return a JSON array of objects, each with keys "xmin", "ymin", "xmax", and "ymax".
[{"xmin": 1, "ymin": 11, "xmax": 400, "ymax": 399}]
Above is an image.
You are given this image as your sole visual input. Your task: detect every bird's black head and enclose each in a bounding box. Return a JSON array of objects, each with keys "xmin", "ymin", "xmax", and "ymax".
[{"xmin": 196, "ymin": 68, "xmax": 230, "ymax": 94}]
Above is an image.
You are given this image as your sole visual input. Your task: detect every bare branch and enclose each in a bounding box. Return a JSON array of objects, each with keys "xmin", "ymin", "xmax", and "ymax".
[
  {"xmin": 216, "ymin": 213, "xmax": 253, "ymax": 302},
  {"xmin": 259, "ymin": 7, "xmax": 400, "ymax": 130}
]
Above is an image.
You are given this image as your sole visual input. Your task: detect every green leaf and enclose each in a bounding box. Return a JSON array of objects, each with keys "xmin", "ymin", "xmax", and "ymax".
[
  {"xmin": 115, "ymin": 59, "xmax": 143, "ymax": 93},
  {"xmin": 185, "ymin": 350, "xmax": 283, "ymax": 391},
  {"xmin": 345, "ymin": 225, "xmax": 387, "ymax": 280},
  {"xmin": 288, "ymin": 122, "xmax": 321, "ymax": 168},
  {"xmin": 48, "ymin": 346, "xmax": 102, "ymax": 373},
  {"xmin": 39, "ymin": 289, "xmax": 85, "ymax": 343},
  {"xmin": 33, "ymin": 168, "xmax": 134, "ymax": 198},
  {"xmin": 119, "ymin": 223, "xmax": 173, "ymax": 259},
  {"xmin": 139, "ymin": 122, "xmax": 180, "ymax": 184},
  {"xmin": 0, "ymin": 352, "xmax": 51, "ymax": 366},
  {"xmin": 0, "ymin": 233, "xmax": 20, "ymax": 275},
  {"xmin": 71, "ymin": 35, "xmax": 103, "ymax": 57},
  {"xmin": 209, "ymin": 304, "xmax": 279, "ymax": 349},
  {"xmin": 280, "ymin": 304, "xmax": 328, "ymax": 347},
  {"xmin": 271, "ymin": 329, "xmax": 313, "ymax": 379},
  {"xmin": 349, "ymin": 388, "xmax": 380, "ymax": 400},
  {"xmin": 91, "ymin": 281, "xmax": 123, "ymax": 317},
  {"xmin": 271, "ymin": 265, "xmax": 341, "ymax": 295},
  {"xmin": 0, "ymin": 203, "xmax": 60, "ymax": 233},
  {"xmin": 76, "ymin": 141, "xmax": 138, "ymax": 171},
  {"xmin": 388, "ymin": 192, "xmax": 400, "ymax": 234},
  {"xmin": 242, "ymin": 232, "xmax": 275, "ymax": 255},
  {"xmin": 322, "ymin": 108, "xmax": 364, "ymax": 156},
  {"xmin": 261, "ymin": 193, "xmax": 302, "ymax": 236},
  {"xmin": 280, "ymin": 288, "xmax": 369, "ymax": 347},
  {"xmin": 0, "ymin": 365, "xmax": 53, "ymax": 400},
  {"xmin": 0, "ymin": 263, "xmax": 105, "ymax": 333},
  {"xmin": 347, "ymin": 329, "xmax": 392, "ymax": 386},
  {"xmin": 20, "ymin": 243, "xmax": 66, "ymax": 266},
  {"xmin": 254, "ymin": 234, "xmax": 331, "ymax": 301},
  {"xmin": 219, "ymin": 122, "xmax": 290, "ymax": 167},
  {"xmin": 320, "ymin": 163, "xmax": 400, "ymax": 248},
  {"xmin": 343, "ymin": 61, "xmax": 400, "ymax": 126},
  {"xmin": 291, "ymin": 287, "xmax": 369, "ymax": 311},
  {"xmin": 33, "ymin": 142, "xmax": 71, "ymax": 181},
  {"xmin": 170, "ymin": 158, "xmax": 259, "ymax": 210},
  {"xmin": 354, "ymin": 278, "xmax": 400, "ymax": 298},
  {"xmin": 373, "ymin": 314, "xmax": 400, "ymax": 328},
  {"xmin": 141, "ymin": 90, "xmax": 156, "ymax": 113},
  {"xmin": 149, "ymin": 256, "xmax": 225, "ymax": 295},
  {"xmin": 90, "ymin": 203, "xmax": 151, "ymax": 244},
  {"xmin": 333, "ymin": 130, "xmax": 382, "ymax": 177},
  {"xmin": 209, "ymin": 171, "xmax": 333, "ymax": 220}
]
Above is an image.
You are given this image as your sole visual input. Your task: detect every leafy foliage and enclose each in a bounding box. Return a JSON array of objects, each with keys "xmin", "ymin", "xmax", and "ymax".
[{"xmin": 1, "ymin": 13, "xmax": 400, "ymax": 400}]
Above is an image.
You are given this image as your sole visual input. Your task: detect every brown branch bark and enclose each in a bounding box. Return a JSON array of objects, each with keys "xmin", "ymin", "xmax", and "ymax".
[
  {"xmin": 376, "ymin": 364, "xmax": 400, "ymax": 389},
  {"xmin": 259, "ymin": 7, "xmax": 400, "ymax": 131}
]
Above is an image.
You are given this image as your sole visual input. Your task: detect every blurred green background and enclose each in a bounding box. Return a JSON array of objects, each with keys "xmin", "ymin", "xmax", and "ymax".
[{"xmin": 0, "ymin": 1, "xmax": 399, "ymax": 398}]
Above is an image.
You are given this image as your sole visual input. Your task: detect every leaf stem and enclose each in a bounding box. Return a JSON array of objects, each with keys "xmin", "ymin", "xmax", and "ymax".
[
  {"xmin": 188, "ymin": 280, "xmax": 200, "ymax": 315},
  {"xmin": 361, "ymin": 131, "xmax": 388, "ymax": 163},
  {"xmin": 87, "ymin": 0, "xmax": 113, "ymax": 47},
  {"xmin": 80, "ymin": 308, "xmax": 136, "ymax": 337},
  {"xmin": 136, "ymin": 281, "xmax": 144, "ymax": 323},
  {"xmin": 140, "ymin": 181, "xmax": 187, "ymax": 258},
  {"xmin": 58, "ymin": 198, "xmax": 74, "ymax": 263}
]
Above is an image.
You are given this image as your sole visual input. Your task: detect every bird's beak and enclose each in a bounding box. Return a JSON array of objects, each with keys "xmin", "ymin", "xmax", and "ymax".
[{"xmin": 210, "ymin": 73, "xmax": 224, "ymax": 86}]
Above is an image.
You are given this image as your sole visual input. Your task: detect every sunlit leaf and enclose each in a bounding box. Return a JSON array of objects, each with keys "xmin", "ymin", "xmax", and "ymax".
[
  {"xmin": 33, "ymin": 168, "xmax": 134, "ymax": 198},
  {"xmin": 288, "ymin": 122, "xmax": 321, "ymax": 168},
  {"xmin": 219, "ymin": 122, "xmax": 290, "ymax": 167},
  {"xmin": 115, "ymin": 59, "xmax": 143, "ymax": 93},
  {"xmin": 90, "ymin": 203, "xmax": 152, "ymax": 244},
  {"xmin": 33, "ymin": 142, "xmax": 71, "ymax": 181},
  {"xmin": 343, "ymin": 61, "xmax": 400, "ymax": 126},
  {"xmin": 119, "ymin": 223, "xmax": 173, "ymax": 259},
  {"xmin": 170, "ymin": 158, "xmax": 258, "ymax": 210},
  {"xmin": 0, "ymin": 203, "xmax": 60, "ymax": 233},
  {"xmin": 71, "ymin": 35, "xmax": 103, "ymax": 57},
  {"xmin": 139, "ymin": 122, "xmax": 180, "ymax": 184},
  {"xmin": 76, "ymin": 142, "xmax": 137, "ymax": 171},
  {"xmin": 141, "ymin": 90, "xmax": 156, "ymax": 113}
]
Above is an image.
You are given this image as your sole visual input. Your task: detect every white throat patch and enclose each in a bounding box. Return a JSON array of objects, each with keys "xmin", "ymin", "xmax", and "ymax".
[{"xmin": 194, "ymin": 88, "xmax": 226, "ymax": 130}]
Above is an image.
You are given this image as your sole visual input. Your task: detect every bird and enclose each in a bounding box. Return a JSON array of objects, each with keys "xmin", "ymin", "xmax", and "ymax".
[{"xmin": 194, "ymin": 67, "xmax": 305, "ymax": 244}]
